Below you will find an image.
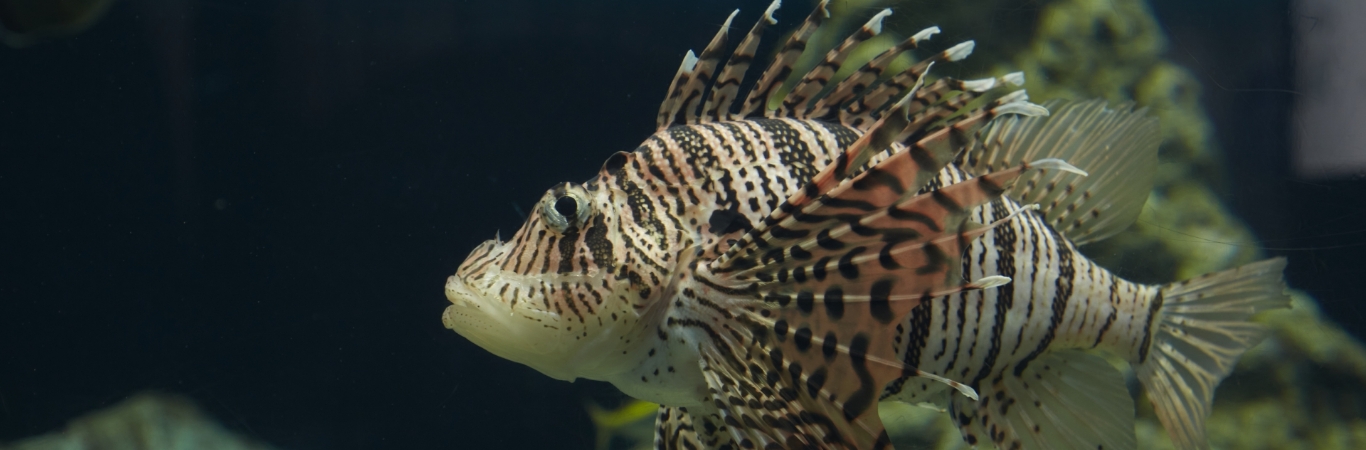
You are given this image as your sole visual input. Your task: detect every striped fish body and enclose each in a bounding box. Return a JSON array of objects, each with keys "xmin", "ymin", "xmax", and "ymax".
[
  {"xmin": 442, "ymin": 2, "xmax": 1289, "ymax": 449},
  {"xmin": 885, "ymin": 171, "xmax": 1160, "ymax": 400}
]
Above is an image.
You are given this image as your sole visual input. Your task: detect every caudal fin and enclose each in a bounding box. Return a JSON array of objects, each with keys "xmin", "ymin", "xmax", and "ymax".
[{"xmin": 1136, "ymin": 257, "xmax": 1290, "ymax": 450}]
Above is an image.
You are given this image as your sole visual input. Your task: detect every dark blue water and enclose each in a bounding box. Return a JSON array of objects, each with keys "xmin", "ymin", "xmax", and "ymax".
[{"xmin": 0, "ymin": 0, "xmax": 1354, "ymax": 449}]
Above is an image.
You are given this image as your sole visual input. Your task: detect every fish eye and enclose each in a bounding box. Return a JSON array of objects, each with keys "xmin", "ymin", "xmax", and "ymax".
[
  {"xmin": 539, "ymin": 184, "xmax": 592, "ymax": 233},
  {"xmin": 554, "ymin": 196, "xmax": 578, "ymax": 220}
]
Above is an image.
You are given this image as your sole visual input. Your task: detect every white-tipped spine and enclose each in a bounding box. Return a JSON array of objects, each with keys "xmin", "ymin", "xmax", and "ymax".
[
  {"xmin": 1030, "ymin": 158, "xmax": 1089, "ymax": 176},
  {"xmin": 680, "ymin": 50, "xmax": 699, "ymax": 73},
  {"xmin": 996, "ymin": 89, "xmax": 1029, "ymax": 104},
  {"xmin": 995, "ymin": 101, "xmax": 1050, "ymax": 117},
  {"xmin": 912, "ymin": 26, "xmax": 940, "ymax": 42},
  {"xmin": 721, "ymin": 9, "xmax": 739, "ymax": 32},
  {"xmin": 916, "ymin": 370, "xmax": 980, "ymax": 401},
  {"xmin": 762, "ymin": 0, "xmax": 781, "ymax": 24},
  {"xmin": 945, "ymin": 40, "xmax": 975, "ymax": 61},
  {"xmin": 970, "ymin": 275, "xmax": 1013, "ymax": 290},
  {"xmin": 1002, "ymin": 71, "xmax": 1026, "ymax": 86},
  {"xmin": 864, "ymin": 9, "xmax": 893, "ymax": 35},
  {"xmin": 961, "ymin": 77, "xmax": 997, "ymax": 92}
]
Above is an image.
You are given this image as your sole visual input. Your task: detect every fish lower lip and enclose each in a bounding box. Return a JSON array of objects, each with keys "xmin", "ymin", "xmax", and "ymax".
[{"xmin": 442, "ymin": 275, "xmax": 501, "ymax": 333}]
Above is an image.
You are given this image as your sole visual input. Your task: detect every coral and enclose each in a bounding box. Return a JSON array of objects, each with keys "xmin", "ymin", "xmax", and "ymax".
[
  {"xmin": 1092, "ymin": 182, "xmax": 1263, "ymax": 283},
  {"xmin": 1004, "ymin": 0, "xmax": 1217, "ymax": 173},
  {"xmin": 0, "ymin": 392, "xmax": 277, "ymax": 450}
]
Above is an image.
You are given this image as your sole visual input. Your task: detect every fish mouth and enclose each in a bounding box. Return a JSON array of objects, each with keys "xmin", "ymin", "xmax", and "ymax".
[
  {"xmin": 442, "ymin": 274, "xmax": 578, "ymax": 380},
  {"xmin": 441, "ymin": 275, "xmax": 512, "ymax": 348}
]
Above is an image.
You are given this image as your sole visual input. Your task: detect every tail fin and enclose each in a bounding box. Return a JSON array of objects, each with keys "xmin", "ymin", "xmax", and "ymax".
[{"xmin": 1136, "ymin": 257, "xmax": 1290, "ymax": 450}]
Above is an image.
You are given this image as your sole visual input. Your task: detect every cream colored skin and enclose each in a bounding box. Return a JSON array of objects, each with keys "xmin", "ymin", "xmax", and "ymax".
[
  {"xmin": 441, "ymin": 111, "xmax": 869, "ymax": 409},
  {"xmin": 442, "ymin": 177, "xmax": 715, "ymax": 407}
]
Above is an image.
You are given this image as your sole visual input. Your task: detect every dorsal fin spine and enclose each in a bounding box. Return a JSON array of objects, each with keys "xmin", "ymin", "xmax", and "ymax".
[
  {"xmin": 738, "ymin": 0, "xmax": 830, "ymax": 119},
  {"xmin": 675, "ymin": 10, "xmax": 739, "ymax": 126},
  {"xmin": 655, "ymin": 51, "xmax": 699, "ymax": 131},
  {"xmin": 842, "ymin": 40, "xmax": 974, "ymax": 126},
  {"xmin": 779, "ymin": 8, "xmax": 892, "ymax": 119},
  {"xmin": 808, "ymin": 26, "xmax": 937, "ymax": 122},
  {"xmin": 943, "ymin": 40, "xmax": 975, "ymax": 61},
  {"xmin": 704, "ymin": 0, "xmax": 782, "ymax": 122}
]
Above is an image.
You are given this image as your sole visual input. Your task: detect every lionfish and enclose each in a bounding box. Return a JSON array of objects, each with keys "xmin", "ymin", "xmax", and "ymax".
[{"xmin": 441, "ymin": 2, "xmax": 1289, "ymax": 449}]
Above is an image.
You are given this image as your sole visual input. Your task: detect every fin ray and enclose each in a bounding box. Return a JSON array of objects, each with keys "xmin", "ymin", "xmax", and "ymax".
[
  {"xmin": 779, "ymin": 8, "xmax": 892, "ymax": 119},
  {"xmin": 656, "ymin": 50, "xmax": 700, "ymax": 131},
  {"xmin": 951, "ymin": 350, "xmax": 1137, "ymax": 450},
  {"xmin": 678, "ymin": 10, "xmax": 740, "ymax": 127},
  {"xmin": 711, "ymin": 85, "xmax": 1048, "ymax": 276},
  {"xmin": 703, "ymin": 0, "xmax": 781, "ymax": 122},
  {"xmin": 739, "ymin": 0, "xmax": 830, "ymax": 119},
  {"xmin": 841, "ymin": 40, "xmax": 975, "ymax": 128},
  {"xmin": 807, "ymin": 27, "xmax": 940, "ymax": 122},
  {"xmin": 684, "ymin": 161, "xmax": 1066, "ymax": 447},
  {"xmin": 1136, "ymin": 258, "xmax": 1289, "ymax": 450},
  {"xmin": 962, "ymin": 99, "xmax": 1161, "ymax": 244},
  {"xmin": 675, "ymin": 145, "xmax": 1075, "ymax": 450},
  {"xmin": 691, "ymin": 323, "xmax": 893, "ymax": 449}
]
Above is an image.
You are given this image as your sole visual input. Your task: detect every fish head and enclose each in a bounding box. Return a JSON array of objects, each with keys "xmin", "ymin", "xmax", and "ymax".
[{"xmin": 444, "ymin": 169, "xmax": 664, "ymax": 382}]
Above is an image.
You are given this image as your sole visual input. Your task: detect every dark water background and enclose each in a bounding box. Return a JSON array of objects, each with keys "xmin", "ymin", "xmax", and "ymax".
[{"xmin": 0, "ymin": 0, "xmax": 1357, "ymax": 448}]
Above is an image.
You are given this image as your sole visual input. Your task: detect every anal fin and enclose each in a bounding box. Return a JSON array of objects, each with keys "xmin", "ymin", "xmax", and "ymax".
[{"xmin": 950, "ymin": 351, "xmax": 1137, "ymax": 450}]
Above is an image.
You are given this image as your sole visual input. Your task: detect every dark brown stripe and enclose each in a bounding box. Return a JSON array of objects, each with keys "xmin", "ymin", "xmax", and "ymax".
[
  {"xmin": 1013, "ymin": 228, "xmax": 1074, "ymax": 376},
  {"xmin": 1138, "ymin": 290, "xmax": 1165, "ymax": 363}
]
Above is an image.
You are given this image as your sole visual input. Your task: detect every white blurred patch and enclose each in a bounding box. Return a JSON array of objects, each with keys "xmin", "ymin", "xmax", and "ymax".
[{"xmin": 1294, "ymin": 0, "xmax": 1366, "ymax": 179}]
